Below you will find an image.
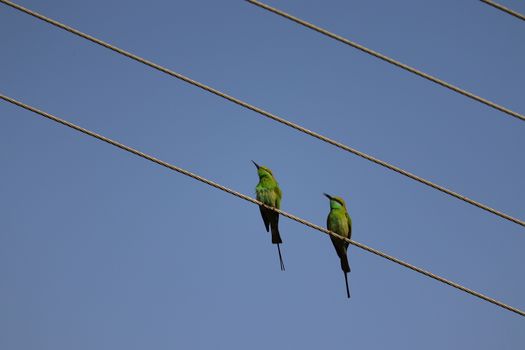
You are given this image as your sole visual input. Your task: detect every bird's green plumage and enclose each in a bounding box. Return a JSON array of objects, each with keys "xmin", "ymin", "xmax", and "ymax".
[
  {"xmin": 327, "ymin": 196, "xmax": 352, "ymax": 243},
  {"xmin": 255, "ymin": 166, "xmax": 281, "ymax": 209},
  {"xmin": 325, "ymin": 194, "xmax": 352, "ymax": 298},
  {"xmin": 253, "ymin": 163, "xmax": 285, "ymax": 270}
]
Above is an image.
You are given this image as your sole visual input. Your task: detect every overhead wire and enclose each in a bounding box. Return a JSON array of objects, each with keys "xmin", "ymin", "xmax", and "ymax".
[
  {"xmin": 1, "ymin": 92, "xmax": 524, "ymax": 317},
  {"xmin": 1, "ymin": 0, "xmax": 523, "ymax": 228},
  {"xmin": 245, "ymin": 0, "xmax": 525, "ymax": 122},
  {"xmin": 480, "ymin": 0, "xmax": 525, "ymax": 22}
]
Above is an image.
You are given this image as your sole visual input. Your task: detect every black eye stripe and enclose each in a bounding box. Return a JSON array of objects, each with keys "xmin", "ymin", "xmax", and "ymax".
[{"xmin": 333, "ymin": 198, "xmax": 345, "ymax": 206}]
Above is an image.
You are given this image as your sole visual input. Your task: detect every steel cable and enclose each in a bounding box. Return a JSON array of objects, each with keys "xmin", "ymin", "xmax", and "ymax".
[
  {"xmin": 1, "ymin": 0, "xmax": 523, "ymax": 228},
  {"xmin": 1, "ymin": 92, "xmax": 524, "ymax": 317},
  {"xmin": 480, "ymin": 0, "xmax": 525, "ymax": 22},
  {"xmin": 246, "ymin": 0, "xmax": 525, "ymax": 122}
]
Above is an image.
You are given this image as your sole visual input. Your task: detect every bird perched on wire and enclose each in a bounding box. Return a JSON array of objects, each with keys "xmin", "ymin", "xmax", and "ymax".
[
  {"xmin": 324, "ymin": 193, "xmax": 352, "ymax": 298},
  {"xmin": 253, "ymin": 161, "xmax": 285, "ymax": 271}
]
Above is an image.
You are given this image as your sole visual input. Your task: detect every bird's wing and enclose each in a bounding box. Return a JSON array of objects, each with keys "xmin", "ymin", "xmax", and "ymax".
[
  {"xmin": 326, "ymin": 213, "xmax": 332, "ymax": 232},
  {"xmin": 259, "ymin": 206, "xmax": 271, "ymax": 232},
  {"xmin": 345, "ymin": 211, "xmax": 352, "ymax": 238},
  {"xmin": 274, "ymin": 185, "xmax": 282, "ymax": 209},
  {"xmin": 345, "ymin": 211, "xmax": 352, "ymax": 248}
]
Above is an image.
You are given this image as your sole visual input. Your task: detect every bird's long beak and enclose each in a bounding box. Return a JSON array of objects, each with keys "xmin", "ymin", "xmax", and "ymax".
[
  {"xmin": 323, "ymin": 193, "xmax": 332, "ymax": 200},
  {"xmin": 252, "ymin": 160, "xmax": 260, "ymax": 169}
]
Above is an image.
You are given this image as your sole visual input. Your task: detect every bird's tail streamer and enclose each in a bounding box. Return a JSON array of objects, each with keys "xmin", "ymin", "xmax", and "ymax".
[
  {"xmin": 344, "ymin": 272, "xmax": 350, "ymax": 298},
  {"xmin": 277, "ymin": 243, "xmax": 285, "ymax": 271}
]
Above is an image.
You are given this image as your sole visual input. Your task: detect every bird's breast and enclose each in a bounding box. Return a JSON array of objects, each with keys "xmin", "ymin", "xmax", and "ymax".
[
  {"xmin": 256, "ymin": 187, "xmax": 277, "ymax": 207},
  {"xmin": 328, "ymin": 213, "xmax": 350, "ymax": 237}
]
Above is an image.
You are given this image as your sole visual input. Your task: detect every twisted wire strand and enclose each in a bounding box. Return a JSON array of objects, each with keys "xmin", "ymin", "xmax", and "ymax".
[
  {"xmin": 1, "ymin": 92, "xmax": 524, "ymax": 317},
  {"xmin": 480, "ymin": 0, "xmax": 525, "ymax": 21},
  {"xmin": 1, "ymin": 0, "xmax": 523, "ymax": 228},
  {"xmin": 246, "ymin": 0, "xmax": 525, "ymax": 122}
]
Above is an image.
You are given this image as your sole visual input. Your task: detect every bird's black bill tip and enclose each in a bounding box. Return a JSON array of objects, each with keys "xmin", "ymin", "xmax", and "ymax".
[
  {"xmin": 252, "ymin": 160, "xmax": 260, "ymax": 169},
  {"xmin": 323, "ymin": 193, "xmax": 332, "ymax": 200}
]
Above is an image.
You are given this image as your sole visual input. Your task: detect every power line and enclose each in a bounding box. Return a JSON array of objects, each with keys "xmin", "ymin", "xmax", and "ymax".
[
  {"xmin": 480, "ymin": 0, "xmax": 525, "ymax": 21},
  {"xmin": 1, "ymin": 0, "xmax": 523, "ymax": 228},
  {"xmin": 245, "ymin": 0, "xmax": 525, "ymax": 122},
  {"xmin": 1, "ymin": 92, "xmax": 523, "ymax": 317}
]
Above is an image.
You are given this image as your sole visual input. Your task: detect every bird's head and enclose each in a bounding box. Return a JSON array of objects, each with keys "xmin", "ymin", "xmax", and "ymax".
[
  {"xmin": 324, "ymin": 193, "xmax": 347, "ymax": 209},
  {"xmin": 252, "ymin": 160, "xmax": 275, "ymax": 179}
]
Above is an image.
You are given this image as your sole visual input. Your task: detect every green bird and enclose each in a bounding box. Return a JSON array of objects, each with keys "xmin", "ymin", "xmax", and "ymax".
[
  {"xmin": 324, "ymin": 193, "xmax": 352, "ymax": 298},
  {"xmin": 253, "ymin": 161, "xmax": 285, "ymax": 271}
]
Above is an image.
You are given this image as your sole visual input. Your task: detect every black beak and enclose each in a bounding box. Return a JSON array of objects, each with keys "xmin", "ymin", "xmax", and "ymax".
[
  {"xmin": 252, "ymin": 160, "xmax": 260, "ymax": 169},
  {"xmin": 323, "ymin": 193, "xmax": 332, "ymax": 200}
]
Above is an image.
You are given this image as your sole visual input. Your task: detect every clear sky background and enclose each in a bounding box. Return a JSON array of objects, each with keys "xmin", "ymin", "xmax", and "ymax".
[{"xmin": 1, "ymin": 0, "xmax": 524, "ymax": 349}]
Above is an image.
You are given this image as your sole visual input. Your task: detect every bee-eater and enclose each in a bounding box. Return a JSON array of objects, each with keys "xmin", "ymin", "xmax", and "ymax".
[
  {"xmin": 253, "ymin": 161, "xmax": 285, "ymax": 271},
  {"xmin": 324, "ymin": 193, "xmax": 352, "ymax": 298}
]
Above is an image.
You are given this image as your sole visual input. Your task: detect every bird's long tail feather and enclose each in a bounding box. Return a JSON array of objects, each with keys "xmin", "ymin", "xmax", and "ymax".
[
  {"xmin": 344, "ymin": 272, "xmax": 350, "ymax": 298},
  {"xmin": 277, "ymin": 243, "xmax": 285, "ymax": 271},
  {"xmin": 340, "ymin": 253, "xmax": 351, "ymax": 273}
]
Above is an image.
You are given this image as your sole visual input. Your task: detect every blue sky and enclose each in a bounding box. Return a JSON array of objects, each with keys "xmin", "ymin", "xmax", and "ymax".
[{"xmin": 1, "ymin": 0, "xmax": 524, "ymax": 348}]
